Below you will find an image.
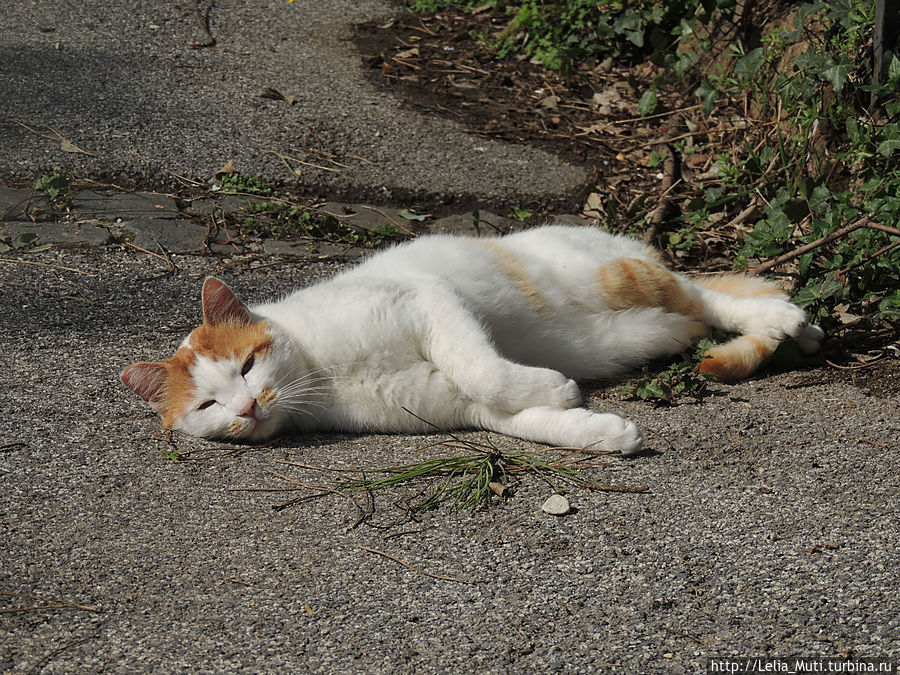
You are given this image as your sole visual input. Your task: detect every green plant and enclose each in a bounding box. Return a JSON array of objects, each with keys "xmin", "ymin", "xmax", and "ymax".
[
  {"xmin": 161, "ymin": 447, "xmax": 183, "ymax": 461},
  {"xmin": 34, "ymin": 167, "xmax": 72, "ymax": 205},
  {"xmin": 216, "ymin": 172, "xmax": 274, "ymax": 196},
  {"xmin": 601, "ymin": 0, "xmax": 896, "ymax": 334},
  {"xmin": 331, "ymin": 421, "xmax": 645, "ymax": 512},
  {"xmin": 620, "ymin": 349, "xmax": 714, "ymax": 405},
  {"xmin": 239, "ymin": 200, "xmax": 405, "ymax": 248},
  {"xmin": 508, "ymin": 206, "xmax": 533, "ymax": 221},
  {"xmin": 405, "ymin": 0, "xmax": 725, "ymax": 75}
]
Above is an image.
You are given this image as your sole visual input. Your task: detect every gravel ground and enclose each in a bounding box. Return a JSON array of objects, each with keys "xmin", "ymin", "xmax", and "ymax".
[{"xmin": 1, "ymin": 248, "xmax": 898, "ymax": 673}]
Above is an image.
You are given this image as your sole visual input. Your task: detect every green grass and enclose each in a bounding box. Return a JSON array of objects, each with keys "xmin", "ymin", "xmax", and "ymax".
[{"xmin": 327, "ymin": 412, "xmax": 647, "ymax": 512}]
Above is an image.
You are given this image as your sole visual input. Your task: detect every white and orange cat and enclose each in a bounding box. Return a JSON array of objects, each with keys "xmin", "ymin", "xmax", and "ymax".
[{"xmin": 121, "ymin": 225, "xmax": 823, "ymax": 454}]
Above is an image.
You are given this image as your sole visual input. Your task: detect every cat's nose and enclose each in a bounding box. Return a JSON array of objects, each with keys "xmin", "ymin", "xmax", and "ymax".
[{"xmin": 237, "ymin": 398, "xmax": 257, "ymax": 419}]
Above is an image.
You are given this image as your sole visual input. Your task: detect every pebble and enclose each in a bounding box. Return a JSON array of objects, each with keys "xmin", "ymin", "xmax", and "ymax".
[{"xmin": 541, "ymin": 494, "xmax": 570, "ymax": 516}]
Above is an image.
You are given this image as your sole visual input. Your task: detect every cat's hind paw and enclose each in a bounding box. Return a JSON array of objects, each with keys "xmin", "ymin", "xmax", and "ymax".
[
  {"xmin": 796, "ymin": 323, "xmax": 825, "ymax": 355},
  {"xmin": 739, "ymin": 297, "xmax": 810, "ymax": 341}
]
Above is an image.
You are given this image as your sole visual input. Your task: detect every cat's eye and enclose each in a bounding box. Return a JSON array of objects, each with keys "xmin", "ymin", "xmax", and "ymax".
[
  {"xmin": 241, "ymin": 354, "xmax": 255, "ymax": 376},
  {"xmin": 197, "ymin": 400, "xmax": 216, "ymax": 411}
]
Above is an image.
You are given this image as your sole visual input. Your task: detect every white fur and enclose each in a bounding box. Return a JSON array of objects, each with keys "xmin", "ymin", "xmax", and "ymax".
[{"xmin": 179, "ymin": 225, "xmax": 822, "ymax": 453}]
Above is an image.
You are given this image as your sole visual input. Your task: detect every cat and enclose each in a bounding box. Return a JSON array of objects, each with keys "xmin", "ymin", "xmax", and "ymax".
[{"xmin": 121, "ymin": 224, "xmax": 824, "ymax": 455}]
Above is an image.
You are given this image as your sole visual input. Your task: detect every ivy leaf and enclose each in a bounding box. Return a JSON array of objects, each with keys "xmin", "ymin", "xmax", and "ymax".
[
  {"xmin": 876, "ymin": 139, "xmax": 900, "ymax": 157},
  {"xmin": 695, "ymin": 79, "xmax": 717, "ymax": 115},
  {"xmin": 639, "ymin": 89, "xmax": 658, "ymax": 116},
  {"xmin": 821, "ymin": 61, "xmax": 852, "ymax": 92},
  {"xmin": 888, "ymin": 53, "xmax": 900, "ymax": 83},
  {"xmin": 734, "ymin": 47, "xmax": 764, "ymax": 77}
]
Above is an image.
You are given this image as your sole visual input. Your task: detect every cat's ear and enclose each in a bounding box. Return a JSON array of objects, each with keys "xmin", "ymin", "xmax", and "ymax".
[
  {"xmin": 121, "ymin": 362, "xmax": 169, "ymax": 412},
  {"xmin": 201, "ymin": 277, "xmax": 252, "ymax": 325}
]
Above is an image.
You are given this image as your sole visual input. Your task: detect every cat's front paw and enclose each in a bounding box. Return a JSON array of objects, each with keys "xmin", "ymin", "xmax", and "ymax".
[
  {"xmin": 503, "ymin": 370, "xmax": 582, "ymax": 412},
  {"xmin": 580, "ymin": 413, "xmax": 644, "ymax": 455},
  {"xmin": 554, "ymin": 378, "xmax": 583, "ymax": 410}
]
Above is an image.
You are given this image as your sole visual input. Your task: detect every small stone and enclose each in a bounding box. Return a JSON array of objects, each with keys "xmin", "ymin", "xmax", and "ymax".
[{"xmin": 541, "ymin": 494, "xmax": 570, "ymax": 516}]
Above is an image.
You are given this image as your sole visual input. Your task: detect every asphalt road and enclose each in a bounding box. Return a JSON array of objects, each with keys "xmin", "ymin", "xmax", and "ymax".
[
  {"xmin": 0, "ymin": 0, "xmax": 584, "ymax": 206},
  {"xmin": 1, "ymin": 0, "xmax": 899, "ymax": 673}
]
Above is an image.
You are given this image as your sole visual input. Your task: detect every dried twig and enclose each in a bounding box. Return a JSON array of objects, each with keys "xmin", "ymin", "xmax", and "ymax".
[
  {"xmin": 360, "ymin": 205, "xmax": 418, "ymax": 237},
  {"xmin": 264, "ymin": 471, "xmax": 366, "ymax": 519},
  {"xmin": 357, "ymin": 546, "xmax": 476, "ymax": 584},
  {"xmin": 25, "ymin": 634, "xmax": 99, "ymax": 675},
  {"xmin": 644, "ymin": 143, "xmax": 678, "ymax": 244},
  {"xmin": 0, "ymin": 258, "xmax": 96, "ymax": 276},
  {"xmin": 187, "ymin": 0, "xmax": 216, "ymax": 48},
  {"xmin": 0, "ymin": 590, "xmax": 100, "ymax": 613},
  {"xmin": 125, "ymin": 242, "xmax": 177, "ymax": 272},
  {"xmin": 825, "ymin": 358, "xmax": 884, "ymax": 371},
  {"xmin": 747, "ymin": 215, "xmax": 871, "ymax": 275},
  {"xmin": 272, "ymin": 459, "xmax": 363, "ymax": 473}
]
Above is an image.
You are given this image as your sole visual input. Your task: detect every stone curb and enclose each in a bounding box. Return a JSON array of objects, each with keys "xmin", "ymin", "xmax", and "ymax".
[{"xmin": 0, "ymin": 186, "xmax": 598, "ymax": 258}]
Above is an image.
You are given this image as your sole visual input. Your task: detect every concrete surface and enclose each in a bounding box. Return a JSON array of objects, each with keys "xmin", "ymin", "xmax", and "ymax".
[{"xmin": 0, "ymin": 0, "xmax": 585, "ymax": 206}]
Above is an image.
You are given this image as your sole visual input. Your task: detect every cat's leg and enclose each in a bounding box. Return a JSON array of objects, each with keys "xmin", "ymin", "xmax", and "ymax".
[
  {"xmin": 473, "ymin": 404, "xmax": 644, "ymax": 455},
  {"xmin": 595, "ymin": 257, "xmax": 822, "ymax": 378},
  {"xmin": 596, "ymin": 257, "xmax": 808, "ymax": 338},
  {"xmin": 414, "ymin": 286, "xmax": 582, "ymax": 413}
]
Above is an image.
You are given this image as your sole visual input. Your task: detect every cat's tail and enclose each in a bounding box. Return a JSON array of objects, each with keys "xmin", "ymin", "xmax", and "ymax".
[{"xmin": 691, "ymin": 274, "xmax": 791, "ymax": 381}]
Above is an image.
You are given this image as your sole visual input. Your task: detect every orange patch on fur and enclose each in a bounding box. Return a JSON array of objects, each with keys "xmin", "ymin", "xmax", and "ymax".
[
  {"xmin": 187, "ymin": 320, "xmax": 273, "ymax": 360},
  {"xmin": 257, "ymin": 386, "xmax": 276, "ymax": 408},
  {"xmin": 159, "ymin": 320, "xmax": 273, "ymax": 427},
  {"xmin": 480, "ymin": 241, "xmax": 546, "ymax": 311},
  {"xmin": 596, "ymin": 257, "xmax": 703, "ymax": 318},
  {"xmin": 698, "ymin": 335, "xmax": 775, "ymax": 381},
  {"xmin": 694, "ymin": 274, "xmax": 786, "ymax": 298},
  {"xmin": 161, "ymin": 346, "xmax": 198, "ymax": 428}
]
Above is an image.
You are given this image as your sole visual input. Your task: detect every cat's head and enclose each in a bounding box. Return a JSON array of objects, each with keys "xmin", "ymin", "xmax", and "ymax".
[{"xmin": 121, "ymin": 278, "xmax": 298, "ymax": 441}]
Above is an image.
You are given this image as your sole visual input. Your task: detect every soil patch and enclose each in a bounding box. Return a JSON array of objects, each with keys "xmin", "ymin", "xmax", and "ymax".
[{"xmin": 353, "ymin": 11, "xmax": 669, "ymax": 229}]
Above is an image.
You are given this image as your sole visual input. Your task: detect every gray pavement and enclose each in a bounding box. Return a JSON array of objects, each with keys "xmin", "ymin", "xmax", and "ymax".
[
  {"xmin": 1, "ymin": 1, "xmax": 899, "ymax": 673},
  {"xmin": 1, "ymin": 244, "xmax": 898, "ymax": 673},
  {"xmin": 0, "ymin": 0, "xmax": 584, "ymax": 206}
]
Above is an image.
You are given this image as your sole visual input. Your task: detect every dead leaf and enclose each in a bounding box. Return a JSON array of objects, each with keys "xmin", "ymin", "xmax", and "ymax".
[
  {"xmin": 576, "ymin": 121, "xmax": 609, "ymax": 135},
  {"xmin": 215, "ymin": 160, "xmax": 235, "ymax": 177},
  {"xmin": 583, "ymin": 192, "xmax": 604, "ymax": 215},
  {"xmin": 540, "ymin": 94, "xmax": 559, "ymax": 109},
  {"xmin": 684, "ymin": 153, "xmax": 710, "ymax": 168},
  {"xmin": 60, "ymin": 139, "xmax": 94, "ymax": 156},
  {"xmin": 592, "ymin": 87, "xmax": 622, "ymax": 110},
  {"xmin": 488, "ymin": 482, "xmax": 506, "ymax": 497},
  {"xmin": 260, "ymin": 88, "xmax": 295, "ymax": 106},
  {"xmin": 395, "ymin": 47, "xmax": 420, "ymax": 60}
]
